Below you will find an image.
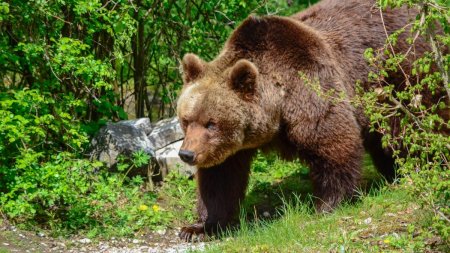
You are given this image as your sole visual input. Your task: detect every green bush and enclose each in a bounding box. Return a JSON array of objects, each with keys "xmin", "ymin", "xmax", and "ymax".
[{"xmin": 361, "ymin": 0, "xmax": 449, "ymax": 242}]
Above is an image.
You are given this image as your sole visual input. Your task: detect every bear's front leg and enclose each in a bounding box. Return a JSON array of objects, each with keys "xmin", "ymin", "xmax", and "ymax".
[
  {"xmin": 290, "ymin": 106, "xmax": 364, "ymax": 213},
  {"xmin": 179, "ymin": 149, "xmax": 255, "ymax": 241},
  {"xmin": 309, "ymin": 128, "xmax": 364, "ymax": 213},
  {"xmin": 310, "ymin": 154, "xmax": 362, "ymax": 213}
]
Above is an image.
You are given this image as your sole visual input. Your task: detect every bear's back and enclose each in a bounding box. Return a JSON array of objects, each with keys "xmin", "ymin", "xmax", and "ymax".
[{"xmin": 291, "ymin": 0, "xmax": 417, "ymax": 85}]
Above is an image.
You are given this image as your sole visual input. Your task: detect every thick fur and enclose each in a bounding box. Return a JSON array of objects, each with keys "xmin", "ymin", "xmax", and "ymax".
[{"xmin": 176, "ymin": 0, "xmax": 446, "ymax": 241}]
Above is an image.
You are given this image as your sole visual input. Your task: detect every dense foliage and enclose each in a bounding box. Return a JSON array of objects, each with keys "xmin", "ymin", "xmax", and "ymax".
[{"xmin": 361, "ymin": 0, "xmax": 449, "ymax": 242}]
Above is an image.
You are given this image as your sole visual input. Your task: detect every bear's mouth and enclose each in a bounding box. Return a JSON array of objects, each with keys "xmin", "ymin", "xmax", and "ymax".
[
  {"xmin": 184, "ymin": 159, "xmax": 197, "ymax": 166},
  {"xmin": 192, "ymin": 153, "xmax": 219, "ymax": 168}
]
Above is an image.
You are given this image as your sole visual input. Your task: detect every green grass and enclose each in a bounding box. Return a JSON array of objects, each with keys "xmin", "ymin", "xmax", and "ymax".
[
  {"xmin": 196, "ymin": 153, "xmax": 447, "ymax": 252},
  {"xmin": 241, "ymin": 153, "xmax": 384, "ymax": 221},
  {"xmin": 202, "ymin": 187, "xmax": 445, "ymax": 253}
]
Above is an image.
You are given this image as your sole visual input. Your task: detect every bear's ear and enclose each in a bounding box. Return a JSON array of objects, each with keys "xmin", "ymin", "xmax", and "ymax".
[
  {"xmin": 229, "ymin": 59, "xmax": 259, "ymax": 101},
  {"xmin": 181, "ymin": 53, "xmax": 204, "ymax": 84}
]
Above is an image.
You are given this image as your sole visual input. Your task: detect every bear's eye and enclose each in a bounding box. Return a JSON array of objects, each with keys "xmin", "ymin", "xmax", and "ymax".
[
  {"xmin": 181, "ymin": 119, "xmax": 189, "ymax": 128},
  {"xmin": 205, "ymin": 121, "xmax": 216, "ymax": 130}
]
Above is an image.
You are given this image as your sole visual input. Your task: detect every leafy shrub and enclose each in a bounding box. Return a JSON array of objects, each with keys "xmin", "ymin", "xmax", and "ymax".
[
  {"xmin": 159, "ymin": 171, "xmax": 197, "ymax": 226},
  {"xmin": 0, "ymin": 150, "xmax": 172, "ymax": 237},
  {"xmin": 361, "ymin": 0, "xmax": 449, "ymax": 242},
  {"xmin": 0, "ymin": 89, "xmax": 88, "ymax": 192}
]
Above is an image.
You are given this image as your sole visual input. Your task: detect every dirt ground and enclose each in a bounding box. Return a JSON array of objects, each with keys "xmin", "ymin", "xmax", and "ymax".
[{"xmin": 0, "ymin": 221, "xmax": 206, "ymax": 253}]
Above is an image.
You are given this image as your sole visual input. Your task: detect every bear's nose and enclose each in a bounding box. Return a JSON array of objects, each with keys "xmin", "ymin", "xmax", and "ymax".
[{"xmin": 179, "ymin": 150, "xmax": 195, "ymax": 164}]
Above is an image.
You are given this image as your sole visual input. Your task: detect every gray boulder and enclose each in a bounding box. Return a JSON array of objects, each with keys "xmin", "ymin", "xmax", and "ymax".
[
  {"xmin": 150, "ymin": 117, "xmax": 196, "ymax": 177},
  {"xmin": 155, "ymin": 140, "xmax": 197, "ymax": 177},
  {"xmin": 90, "ymin": 117, "xmax": 195, "ymax": 179},
  {"xmin": 90, "ymin": 118, "xmax": 155, "ymax": 169},
  {"xmin": 148, "ymin": 117, "xmax": 185, "ymax": 150}
]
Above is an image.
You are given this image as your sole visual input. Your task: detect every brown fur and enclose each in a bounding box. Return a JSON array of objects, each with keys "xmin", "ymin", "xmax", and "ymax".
[{"xmin": 177, "ymin": 0, "xmax": 447, "ymax": 241}]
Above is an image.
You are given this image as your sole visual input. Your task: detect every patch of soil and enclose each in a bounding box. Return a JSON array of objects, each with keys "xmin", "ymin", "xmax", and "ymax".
[{"xmin": 0, "ymin": 221, "xmax": 206, "ymax": 253}]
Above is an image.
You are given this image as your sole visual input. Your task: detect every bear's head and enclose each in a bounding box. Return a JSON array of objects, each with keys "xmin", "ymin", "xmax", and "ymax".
[
  {"xmin": 177, "ymin": 53, "xmax": 280, "ymax": 168},
  {"xmin": 176, "ymin": 15, "xmax": 335, "ymax": 168}
]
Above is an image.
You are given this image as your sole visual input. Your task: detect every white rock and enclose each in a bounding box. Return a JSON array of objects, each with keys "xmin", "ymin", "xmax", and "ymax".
[
  {"xmin": 363, "ymin": 217, "xmax": 372, "ymax": 224},
  {"xmin": 79, "ymin": 238, "xmax": 91, "ymax": 244},
  {"xmin": 148, "ymin": 117, "xmax": 184, "ymax": 150},
  {"xmin": 156, "ymin": 229, "xmax": 167, "ymax": 236},
  {"xmin": 155, "ymin": 140, "xmax": 196, "ymax": 177}
]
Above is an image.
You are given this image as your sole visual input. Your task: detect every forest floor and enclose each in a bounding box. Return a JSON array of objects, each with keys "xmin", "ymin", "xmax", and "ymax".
[{"xmin": 0, "ymin": 222, "xmax": 204, "ymax": 253}]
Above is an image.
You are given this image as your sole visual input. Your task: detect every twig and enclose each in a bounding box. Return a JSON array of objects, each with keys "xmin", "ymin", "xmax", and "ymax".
[
  {"xmin": 128, "ymin": 0, "xmax": 138, "ymax": 12},
  {"xmin": 43, "ymin": 49, "xmax": 62, "ymax": 83},
  {"xmin": 426, "ymin": 26, "xmax": 450, "ymax": 103},
  {"xmin": 47, "ymin": 13, "xmax": 73, "ymax": 25},
  {"xmin": 403, "ymin": 13, "xmax": 424, "ymax": 57},
  {"xmin": 418, "ymin": 3, "xmax": 450, "ymax": 103},
  {"xmin": 379, "ymin": 8, "xmax": 411, "ymax": 86},
  {"xmin": 388, "ymin": 95, "xmax": 423, "ymax": 129},
  {"xmin": 436, "ymin": 210, "xmax": 450, "ymax": 223}
]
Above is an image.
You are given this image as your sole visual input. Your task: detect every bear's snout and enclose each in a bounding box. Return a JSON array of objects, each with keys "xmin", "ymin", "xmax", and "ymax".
[{"xmin": 178, "ymin": 149, "xmax": 195, "ymax": 164}]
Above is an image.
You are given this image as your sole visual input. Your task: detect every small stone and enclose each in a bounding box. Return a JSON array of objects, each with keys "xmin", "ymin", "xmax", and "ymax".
[
  {"xmin": 79, "ymin": 238, "xmax": 91, "ymax": 244},
  {"xmin": 99, "ymin": 244, "xmax": 109, "ymax": 250},
  {"xmin": 132, "ymin": 239, "xmax": 139, "ymax": 244},
  {"xmin": 156, "ymin": 229, "xmax": 166, "ymax": 235},
  {"xmin": 3, "ymin": 243, "xmax": 9, "ymax": 246},
  {"xmin": 37, "ymin": 232, "xmax": 45, "ymax": 237},
  {"xmin": 263, "ymin": 211, "xmax": 270, "ymax": 218},
  {"xmin": 364, "ymin": 217, "xmax": 372, "ymax": 224}
]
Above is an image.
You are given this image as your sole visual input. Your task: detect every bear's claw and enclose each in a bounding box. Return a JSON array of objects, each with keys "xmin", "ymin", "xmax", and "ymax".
[{"xmin": 179, "ymin": 223, "xmax": 206, "ymax": 242}]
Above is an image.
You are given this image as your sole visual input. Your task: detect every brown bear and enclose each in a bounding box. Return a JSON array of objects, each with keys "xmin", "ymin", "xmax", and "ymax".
[{"xmin": 176, "ymin": 0, "xmax": 434, "ymax": 241}]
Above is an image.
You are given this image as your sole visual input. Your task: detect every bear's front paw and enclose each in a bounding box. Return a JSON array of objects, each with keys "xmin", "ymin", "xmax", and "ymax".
[{"xmin": 179, "ymin": 223, "xmax": 206, "ymax": 242}]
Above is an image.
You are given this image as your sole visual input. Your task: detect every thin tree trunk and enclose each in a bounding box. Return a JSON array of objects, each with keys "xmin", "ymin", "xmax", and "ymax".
[{"xmin": 132, "ymin": 1, "xmax": 147, "ymax": 118}]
